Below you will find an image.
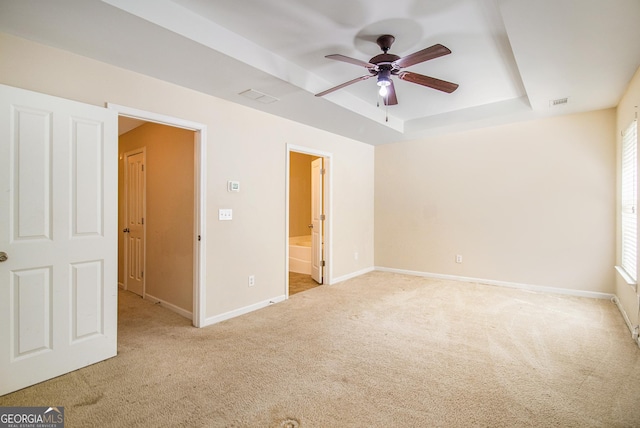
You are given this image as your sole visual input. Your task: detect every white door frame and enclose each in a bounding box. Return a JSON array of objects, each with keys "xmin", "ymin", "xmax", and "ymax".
[
  {"xmin": 310, "ymin": 157, "xmax": 324, "ymax": 284},
  {"xmin": 286, "ymin": 144, "xmax": 332, "ymax": 296},
  {"xmin": 108, "ymin": 103, "xmax": 207, "ymax": 328}
]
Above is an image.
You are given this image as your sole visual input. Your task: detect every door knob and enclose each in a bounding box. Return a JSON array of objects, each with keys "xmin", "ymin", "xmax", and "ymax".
[
  {"xmin": 0, "ymin": 252, "xmax": 7, "ymax": 262},
  {"xmin": 123, "ymin": 228, "xmax": 130, "ymax": 233},
  {"xmin": 308, "ymin": 224, "xmax": 313, "ymax": 229}
]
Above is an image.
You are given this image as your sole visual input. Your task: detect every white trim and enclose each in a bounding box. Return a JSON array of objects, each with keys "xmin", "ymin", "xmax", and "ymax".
[
  {"xmin": 612, "ymin": 296, "xmax": 640, "ymax": 348},
  {"xmin": 193, "ymin": 127, "xmax": 207, "ymax": 327},
  {"xmin": 332, "ymin": 267, "xmax": 375, "ymax": 285},
  {"xmin": 144, "ymin": 293, "xmax": 193, "ymax": 320},
  {"xmin": 615, "ymin": 265, "xmax": 637, "ymax": 289},
  {"xmin": 109, "ymin": 103, "xmax": 204, "ymax": 131},
  {"xmin": 375, "ymin": 266, "xmax": 615, "ymax": 300},
  {"xmin": 107, "ymin": 103, "xmax": 207, "ymax": 328},
  {"xmin": 285, "ymin": 150, "xmax": 290, "ymax": 297},
  {"xmin": 621, "ymin": 119, "xmax": 638, "ymax": 282},
  {"xmin": 285, "ymin": 144, "xmax": 333, "ymax": 297},
  {"xmin": 202, "ymin": 295, "xmax": 286, "ymax": 327}
]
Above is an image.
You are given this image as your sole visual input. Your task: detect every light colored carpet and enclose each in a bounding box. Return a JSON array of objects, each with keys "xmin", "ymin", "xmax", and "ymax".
[{"xmin": 1, "ymin": 271, "xmax": 639, "ymax": 427}]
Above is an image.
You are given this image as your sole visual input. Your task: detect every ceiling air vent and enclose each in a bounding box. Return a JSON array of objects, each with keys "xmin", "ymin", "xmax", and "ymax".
[
  {"xmin": 239, "ymin": 89, "xmax": 279, "ymax": 104},
  {"xmin": 549, "ymin": 97, "xmax": 568, "ymax": 107}
]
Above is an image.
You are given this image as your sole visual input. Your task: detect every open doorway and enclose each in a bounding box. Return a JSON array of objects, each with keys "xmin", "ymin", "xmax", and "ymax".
[
  {"xmin": 118, "ymin": 120, "xmax": 194, "ymax": 316},
  {"xmin": 286, "ymin": 145, "xmax": 331, "ymax": 296},
  {"xmin": 111, "ymin": 104, "xmax": 207, "ymax": 327}
]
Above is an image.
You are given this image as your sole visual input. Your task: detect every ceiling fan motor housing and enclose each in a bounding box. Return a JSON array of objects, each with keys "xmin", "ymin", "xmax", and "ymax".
[{"xmin": 369, "ymin": 54, "xmax": 401, "ymax": 72}]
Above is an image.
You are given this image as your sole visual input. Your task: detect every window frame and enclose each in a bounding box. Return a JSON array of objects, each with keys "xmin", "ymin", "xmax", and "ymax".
[{"xmin": 620, "ymin": 119, "xmax": 638, "ymax": 286}]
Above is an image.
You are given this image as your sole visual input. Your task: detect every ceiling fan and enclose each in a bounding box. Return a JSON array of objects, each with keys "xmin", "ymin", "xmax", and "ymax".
[{"xmin": 315, "ymin": 34, "xmax": 459, "ymax": 105}]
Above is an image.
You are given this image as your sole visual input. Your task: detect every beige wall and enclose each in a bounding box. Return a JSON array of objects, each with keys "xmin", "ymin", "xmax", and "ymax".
[
  {"xmin": 289, "ymin": 152, "xmax": 315, "ymax": 237},
  {"xmin": 0, "ymin": 33, "xmax": 375, "ymax": 320},
  {"xmin": 616, "ymin": 65, "xmax": 640, "ymax": 328},
  {"xmin": 375, "ymin": 109, "xmax": 616, "ymax": 293},
  {"xmin": 118, "ymin": 123, "xmax": 195, "ymax": 312},
  {"xmin": 4, "ymin": 30, "xmax": 629, "ymax": 324}
]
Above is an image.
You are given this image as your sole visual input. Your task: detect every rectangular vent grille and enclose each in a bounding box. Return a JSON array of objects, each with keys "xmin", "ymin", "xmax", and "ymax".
[
  {"xmin": 550, "ymin": 97, "xmax": 569, "ymax": 107},
  {"xmin": 239, "ymin": 89, "xmax": 279, "ymax": 104}
]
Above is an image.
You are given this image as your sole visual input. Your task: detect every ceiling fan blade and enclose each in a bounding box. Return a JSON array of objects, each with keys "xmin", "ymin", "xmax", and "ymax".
[
  {"xmin": 384, "ymin": 80, "xmax": 398, "ymax": 105},
  {"xmin": 326, "ymin": 54, "xmax": 377, "ymax": 69},
  {"xmin": 398, "ymin": 71, "xmax": 459, "ymax": 93},
  {"xmin": 315, "ymin": 75, "xmax": 374, "ymax": 97},
  {"xmin": 394, "ymin": 44, "xmax": 452, "ymax": 69}
]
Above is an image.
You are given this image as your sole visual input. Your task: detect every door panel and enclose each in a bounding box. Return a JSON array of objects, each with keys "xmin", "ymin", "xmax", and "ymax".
[
  {"xmin": 13, "ymin": 106, "xmax": 52, "ymax": 240},
  {"xmin": 311, "ymin": 158, "xmax": 324, "ymax": 284},
  {"xmin": 73, "ymin": 119, "xmax": 105, "ymax": 236},
  {"xmin": 13, "ymin": 267, "xmax": 52, "ymax": 358},
  {"xmin": 124, "ymin": 150, "xmax": 145, "ymax": 296},
  {"xmin": 0, "ymin": 84, "xmax": 117, "ymax": 396},
  {"xmin": 71, "ymin": 260, "xmax": 104, "ymax": 341}
]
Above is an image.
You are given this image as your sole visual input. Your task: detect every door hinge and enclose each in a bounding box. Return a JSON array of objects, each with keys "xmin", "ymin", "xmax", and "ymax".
[
  {"xmin": 320, "ymin": 214, "xmax": 325, "ymax": 221},
  {"xmin": 141, "ymin": 271, "xmax": 144, "ymax": 278},
  {"xmin": 320, "ymin": 168, "xmax": 326, "ymax": 175},
  {"xmin": 198, "ymin": 235, "xmax": 201, "ymax": 241},
  {"xmin": 142, "ymin": 165, "xmax": 144, "ymax": 171},
  {"xmin": 321, "ymin": 260, "xmax": 325, "ymax": 267},
  {"xmin": 141, "ymin": 218, "xmax": 144, "ymax": 225}
]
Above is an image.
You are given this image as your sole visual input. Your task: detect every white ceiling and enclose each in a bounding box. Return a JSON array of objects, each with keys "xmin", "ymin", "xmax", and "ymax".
[{"xmin": 1, "ymin": 0, "xmax": 639, "ymax": 145}]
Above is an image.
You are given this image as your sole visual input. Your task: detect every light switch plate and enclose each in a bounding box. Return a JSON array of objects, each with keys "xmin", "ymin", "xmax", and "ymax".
[{"xmin": 219, "ymin": 208, "xmax": 232, "ymax": 220}]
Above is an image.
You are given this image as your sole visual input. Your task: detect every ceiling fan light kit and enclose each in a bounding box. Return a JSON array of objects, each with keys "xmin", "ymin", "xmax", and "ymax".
[
  {"xmin": 316, "ymin": 34, "xmax": 458, "ymax": 107},
  {"xmin": 377, "ymin": 68, "xmax": 391, "ymax": 96}
]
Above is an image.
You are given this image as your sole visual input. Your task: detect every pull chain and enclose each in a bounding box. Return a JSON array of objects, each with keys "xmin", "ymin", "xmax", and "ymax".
[{"xmin": 376, "ymin": 92, "xmax": 389, "ymax": 122}]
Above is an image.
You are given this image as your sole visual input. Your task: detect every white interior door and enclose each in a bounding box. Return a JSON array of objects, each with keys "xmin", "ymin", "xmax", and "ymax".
[
  {"xmin": 311, "ymin": 158, "xmax": 324, "ymax": 284},
  {"xmin": 124, "ymin": 150, "xmax": 145, "ymax": 297},
  {"xmin": 0, "ymin": 84, "xmax": 117, "ymax": 395}
]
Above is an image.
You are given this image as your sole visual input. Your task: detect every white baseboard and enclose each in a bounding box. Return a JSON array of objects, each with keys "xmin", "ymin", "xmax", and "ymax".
[
  {"xmin": 375, "ymin": 266, "xmax": 615, "ymax": 300},
  {"xmin": 193, "ymin": 266, "xmax": 627, "ymax": 336},
  {"xmin": 199, "ymin": 267, "xmax": 373, "ymax": 327},
  {"xmin": 199, "ymin": 266, "xmax": 375, "ymax": 327},
  {"xmin": 376, "ymin": 267, "xmax": 640, "ymax": 344},
  {"xmin": 203, "ymin": 295, "xmax": 286, "ymax": 327},
  {"xmin": 144, "ymin": 293, "xmax": 193, "ymax": 320},
  {"xmin": 612, "ymin": 296, "xmax": 640, "ymax": 348},
  {"xmin": 332, "ymin": 267, "xmax": 375, "ymax": 285}
]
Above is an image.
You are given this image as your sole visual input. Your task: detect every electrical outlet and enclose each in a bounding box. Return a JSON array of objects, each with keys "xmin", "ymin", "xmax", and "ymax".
[
  {"xmin": 456, "ymin": 255, "xmax": 463, "ymax": 264},
  {"xmin": 218, "ymin": 208, "xmax": 233, "ymax": 221},
  {"xmin": 354, "ymin": 252, "xmax": 359, "ymax": 261},
  {"xmin": 248, "ymin": 275, "xmax": 255, "ymax": 287}
]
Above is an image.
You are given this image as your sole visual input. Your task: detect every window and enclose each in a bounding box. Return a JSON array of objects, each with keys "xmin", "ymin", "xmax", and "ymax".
[{"xmin": 621, "ymin": 120, "xmax": 638, "ymax": 283}]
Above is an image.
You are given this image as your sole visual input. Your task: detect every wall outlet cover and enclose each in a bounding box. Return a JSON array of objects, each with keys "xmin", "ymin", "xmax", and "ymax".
[{"xmin": 219, "ymin": 208, "xmax": 232, "ymax": 220}]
